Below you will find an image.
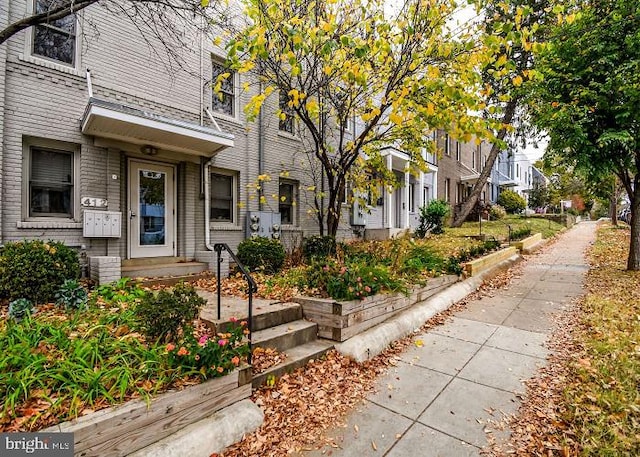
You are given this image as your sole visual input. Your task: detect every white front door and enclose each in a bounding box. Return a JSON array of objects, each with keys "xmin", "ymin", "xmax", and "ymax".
[{"xmin": 128, "ymin": 160, "xmax": 175, "ymax": 258}]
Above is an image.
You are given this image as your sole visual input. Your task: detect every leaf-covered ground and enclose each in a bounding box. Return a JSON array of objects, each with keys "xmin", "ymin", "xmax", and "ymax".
[
  {"xmin": 215, "ymin": 264, "xmax": 525, "ymax": 457},
  {"xmin": 487, "ymin": 223, "xmax": 640, "ymax": 456}
]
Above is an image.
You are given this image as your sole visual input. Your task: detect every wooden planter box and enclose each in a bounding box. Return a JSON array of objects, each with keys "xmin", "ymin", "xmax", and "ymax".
[
  {"xmin": 513, "ymin": 233, "xmax": 543, "ymax": 253},
  {"xmin": 43, "ymin": 366, "xmax": 252, "ymax": 457},
  {"xmin": 293, "ymin": 275, "xmax": 458, "ymax": 342},
  {"xmin": 464, "ymin": 246, "xmax": 518, "ymax": 277}
]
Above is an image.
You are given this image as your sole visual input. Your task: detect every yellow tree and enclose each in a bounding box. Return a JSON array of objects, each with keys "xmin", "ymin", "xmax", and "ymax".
[{"xmin": 225, "ymin": 0, "xmax": 499, "ymax": 236}]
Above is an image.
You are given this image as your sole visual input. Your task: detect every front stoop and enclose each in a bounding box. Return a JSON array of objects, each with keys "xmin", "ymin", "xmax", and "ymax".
[
  {"xmin": 252, "ymin": 339, "xmax": 334, "ymax": 388},
  {"xmin": 201, "ymin": 299, "xmax": 334, "ymax": 388},
  {"xmin": 121, "ymin": 261, "xmax": 208, "ymax": 280}
]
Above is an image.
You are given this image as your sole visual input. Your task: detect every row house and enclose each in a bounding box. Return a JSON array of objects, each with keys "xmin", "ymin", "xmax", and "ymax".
[
  {"xmin": 0, "ymin": 1, "xmax": 327, "ymax": 282},
  {"xmin": 0, "ymin": 1, "xmax": 543, "ymax": 282}
]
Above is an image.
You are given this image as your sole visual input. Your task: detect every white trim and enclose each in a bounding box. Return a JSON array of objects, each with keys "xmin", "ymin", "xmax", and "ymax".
[
  {"xmin": 128, "ymin": 160, "xmax": 177, "ymax": 259},
  {"xmin": 23, "ymin": 0, "xmax": 81, "ymax": 71},
  {"xmin": 17, "ymin": 221, "xmax": 83, "ymax": 229},
  {"xmin": 82, "ymin": 102, "xmax": 234, "ymax": 156},
  {"xmin": 21, "ymin": 137, "xmax": 81, "ymax": 223},
  {"xmin": 210, "ymin": 55, "xmax": 240, "ymax": 121},
  {"xmin": 209, "ymin": 168, "xmax": 239, "ymax": 226}
]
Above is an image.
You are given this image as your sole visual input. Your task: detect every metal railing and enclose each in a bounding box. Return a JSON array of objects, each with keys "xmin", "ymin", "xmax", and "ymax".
[{"xmin": 213, "ymin": 243, "xmax": 257, "ymax": 365}]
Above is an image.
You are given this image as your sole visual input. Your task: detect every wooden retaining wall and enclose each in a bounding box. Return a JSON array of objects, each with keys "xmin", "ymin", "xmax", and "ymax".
[
  {"xmin": 513, "ymin": 233, "xmax": 543, "ymax": 253},
  {"xmin": 43, "ymin": 366, "xmax": 252, "ymax": 457},
  {"xmin": 293, "ymin": 275, "xmax": 458, "ymax": 342},
  {"xmin": 463, "ymin": 246, "xmax": 518, "ymax": 277}
]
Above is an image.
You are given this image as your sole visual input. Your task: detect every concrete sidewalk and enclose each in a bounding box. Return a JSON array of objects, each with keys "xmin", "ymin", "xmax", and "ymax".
[{"xmin": 300, "ymin": 222, "xmax": 596, "ymax": 457}]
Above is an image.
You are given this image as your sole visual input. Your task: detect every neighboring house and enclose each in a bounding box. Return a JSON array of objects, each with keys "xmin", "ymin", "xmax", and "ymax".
[
  {"xmin": 362, "ymin": 146, "xmax": 438, "ymax": 240},
  {"xmin": 436, "ymin": 132, "xmax": 491, "ymax": 215},
  {"xmin": 492, "ymin": 149, "xmax": 517, "ymax": 202},
  {"xmin": 512, "ymin": 151, "xmax": 534, "ymax": 204}
]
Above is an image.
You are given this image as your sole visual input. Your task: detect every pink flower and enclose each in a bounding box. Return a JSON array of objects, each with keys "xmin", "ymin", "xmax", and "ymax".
[
  {"xmin": 177, "ymin": 347, "xmax": 189, "ymax": 356},
  {"xmin": 218, "ymin": 339, "xmax": 228, "ymax": 346},
  {"xmin": 166, "ymin": 343, "xmax": 175, "ymax": 352},
  {"xmin": 231, "ymin": 356, "xmax": 240, "ymax": 366},
  {"xmin": 194, "ymin": 354, "xmax": 200, "ymax": 361},
  {"xmin": 339, "ymin": 267, "xmax": 347, "ymax": 274},
  {"xmin": 198, "ymin": 335, "xmax": 208, "ymax": 346},
  {"xmin": 365, "ymin": 286, "xmax": 372, "ymax": 293},
  {"xmin": 217, "ymin": 367, "xmax": 225, "ymax": 373},
  {"xmin": 323, "ymin": 265, "xmax": 330, "ymax": 272},
  {"xmin": 357, "ymin": 277, "xmax": 361, "ymax": 282},
  {"xmin": 229, "ymin": 316, "xmax": 238, "ymax": 323}
]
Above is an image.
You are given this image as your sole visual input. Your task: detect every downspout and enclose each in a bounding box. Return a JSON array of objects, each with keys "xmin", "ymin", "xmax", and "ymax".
[
  {"xmin": 257, "ymin": 62, "xmax": 264, "ymax": 210},
  {"xmin": 204, "ymin": 157, "xmax": 214, "ymax": 252}
]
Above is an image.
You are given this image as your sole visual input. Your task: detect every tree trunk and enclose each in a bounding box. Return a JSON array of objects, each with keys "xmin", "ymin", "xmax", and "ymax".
[
  {"xmin": 627, "ymin": 191, "xmax": 640, "ymax": 270},
  {"xmin": 610, "ymin": 194, "xmax": 618, "ymax": 226},
  {"xmin": 451, "ymin": 101, "xmax": 517, "ymax": 227}
]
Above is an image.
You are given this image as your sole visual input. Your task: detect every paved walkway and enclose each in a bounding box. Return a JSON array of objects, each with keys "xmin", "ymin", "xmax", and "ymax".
[{"xmin": 301, "ymin": 222, "xmax": 596, "ymax": 456}]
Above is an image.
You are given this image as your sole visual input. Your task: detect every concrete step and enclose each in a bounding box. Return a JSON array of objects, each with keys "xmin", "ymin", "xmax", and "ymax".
[
  {"xmin": 121, "ymin": 261, "xmax": 208, "ymax": 279},
  {"xmin": 252, "ymin": 340, "xmax": 334, "ymax": 388},
  {"xmin": 201, "ymin": 301, "xmax": 303, "ymax": 334},
  {"xmin": 252, "ymin": 319, "xmax": 318, "ymax": 353}
]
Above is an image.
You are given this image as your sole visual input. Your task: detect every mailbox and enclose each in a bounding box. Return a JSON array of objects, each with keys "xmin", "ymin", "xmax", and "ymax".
[{"xmin": 83, "ymin": 210, "xmax": 122, "ymax": 238}]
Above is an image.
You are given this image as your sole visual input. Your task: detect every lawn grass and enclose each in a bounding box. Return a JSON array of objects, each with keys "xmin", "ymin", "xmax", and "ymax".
[
  {"xmin": 562, "ymin": 224, "xmax": 640, "ymax": 454},
  {"xmin": 447, "ymin": 215, "xmax": 565, "ymax": 240}
]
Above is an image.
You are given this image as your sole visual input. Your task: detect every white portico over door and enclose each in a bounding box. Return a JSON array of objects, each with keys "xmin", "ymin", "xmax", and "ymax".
[{"xmin": 128, "ymin": 160, "xmax": 176, "ymax": 258}]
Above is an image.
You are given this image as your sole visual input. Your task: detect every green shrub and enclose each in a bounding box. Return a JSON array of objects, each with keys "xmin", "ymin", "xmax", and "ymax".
[
  {"xmin": 237, "ymin": 237, "xmax": 286, "ymax": 273},
  {"xmin": 300, "ymin": 259, "xmax": 405, "ymax": 301},
  {"xmin": 497, "ymin": 190, "xmax": 527, "ymax": 214},
  {"xmin": 510, "ymin": 226, "xmax": 533, "ymax": 241},
  {"xmin": 166, "ymin": 321, "xmax": 249, "ymax": 379},
  {"xmin": 8, "ymin": 298, "xmax": 35, "ymax": 321},
  {"xmin": 0, "ymin": 240, "xmax": 80, "ymax": 304},
  {"xmin": 135, "ymin": 283, "xmax": 206, "ymax": 342},
  {"xmin": 55, "ymin": 279, "xmax": 88, "ymax": 311},
  {"xmin": 415, "ymin": 200, "xmax": 451, "ymax": 237},
  {"xmin": 489, "ymin": 204, "xmax": 507, "ymax": 220},
  {"xmin": 303, "ymin": 235, "xmax": 337, "ymax": 260},
  {"xmin": 96, "ymin": 278, "xmax": 148, "ymax": 304},
  {"xmin": 400, "ymin": 246, "xmax": 445, "ymax": 275}
]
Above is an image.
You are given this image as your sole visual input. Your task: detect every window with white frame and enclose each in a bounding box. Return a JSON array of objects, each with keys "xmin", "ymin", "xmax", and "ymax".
[
  {"xmin": 32, "ymin": 0, "xmax": 77, "ymax": 66},
  {"xmin": 211, "ymin": 59, "xmax": 236, "ymax": 117},
  {"xmin": 279, "ymin": 91, "xmax": 296, "ymax": 134},
  {"xmin": 279, "ymin": 179, "xmax": 298, "ymax": 224},
  {"xmin": 455, "ymin": 141, "xmax": 461, "ymax": 161},
  {"xmin": 444, "ymin": 178, "xmax": 451, "ymax": 202},
  {"xmin": 210, "ymin": 171, "xmax": 237, "ymax": 223},
  {"xmin": 27, "ymin": 143, "xmax": 76, "ymax": 218}
]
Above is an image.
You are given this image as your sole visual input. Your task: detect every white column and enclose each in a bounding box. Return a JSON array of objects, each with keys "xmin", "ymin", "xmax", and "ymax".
[
  {"xmin": 385, "ymin": 154, "xmax": 393, "ymax": 228},
  {"xmin": 404, "ymin": 170, "xmax": 410, "ymax": 228},
  {"xmin": 432, "ymin": 171, "xmax": 438, "ymax": 202},
  {"xmin": 418, "ymin": 170, "xmax": 425, "ymax": 209}
]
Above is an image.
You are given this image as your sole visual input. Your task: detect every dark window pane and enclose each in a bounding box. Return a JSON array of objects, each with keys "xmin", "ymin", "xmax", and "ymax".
[
  {"xmin": 33, "ymin": 25, "xmax": 75, "ymax": 64},
  {"xmin": 211, "ymin": 61, "xmax": 234, "ymax": 116},
  {"xmin": 279, "ymin": 182, "xmax": 295, "ymax": 224},
  {"xmin": 210, "ymin": 173, "xmax": 234, "ymax": 222},
  {"xmin": 212, "ymin": 93, "xmax": 233, "ymax": 116},
  {"xmin": 139, "ymin": 170, "xmax": 166, "ymax": 245},
  {"xmin": 30, "ymin": 147, "xmax": 73, "ymax": 217},
  {"xmin": 279, "ymin": 91, "xmax": 295, "ymax": 134}
]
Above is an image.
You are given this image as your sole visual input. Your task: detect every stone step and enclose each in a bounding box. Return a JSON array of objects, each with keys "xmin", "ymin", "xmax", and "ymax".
[
  {"xmin": 252, "ymin": 340, "xmax": 335, "ymax": 388},
  {"xmin": 252, "ymin": 319, "xmax": 318, "ymax": 353},
  {"xmin": 121, "ymin": 261, "xmax": 208, "ymax": 279},
  {"xmin": 201, "ymin": 301, "xmax": 303, "ymax": 334}
]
